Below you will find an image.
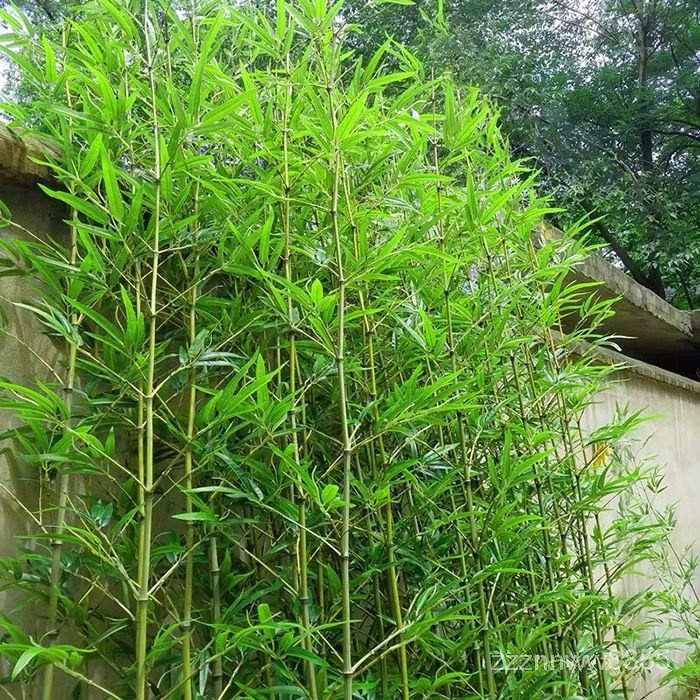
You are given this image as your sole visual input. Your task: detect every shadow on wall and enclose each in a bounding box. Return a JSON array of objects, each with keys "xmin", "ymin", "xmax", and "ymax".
[{"xmin": 0, "ymin": 178, "xmax": 66, "ymax": 694}]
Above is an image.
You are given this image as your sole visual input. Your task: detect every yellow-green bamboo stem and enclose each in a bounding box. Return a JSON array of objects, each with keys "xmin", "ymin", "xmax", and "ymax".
[
  {"xmin": 443, "ymin": 293, "xmax": 495, "ymax": 698},
  {"xmin": 480, "ymin": 231, "xmax": 571, "ymax": 687},
  {"xmin": 361, "ymin": 458, "xmax": 389, "ymax": 699},
  {"xmin": 578, "ymin": 422, "xmax": 630, "ymax": 700},
  {"xmin": 324, "ymin": 49, "xmax": 353, "ymax": 700},
  {"xmin": 567, "ymin": 428, "xmax": 610, "ymax": 697},
  {"xmin": 136, "ymin": 4, "xmax": 161, "ymax": 695},
  {"xmin": 316, "ymin": 549, "xmax": 328, "ymax": 694},
  {"xmin": 469, "ymin": 248, "xmax": 543, "ymax": 669},
  {"xmin": 124, "ymin": 54, "xmax": 147, "ymax": 686},
  {"xmin": 42, "ymin": 31, "xmax": 79, "ymax": 697},
  {"xmin": 180, "ymin": 11, "xmax": 202, "ymax": 694},
  {"xmin": 134, "ymin": 270, "xmax": 147, "ymax": 693},
  {"xmin": 335, "ymin": 163, "xmax": 353, "ymax": 700},
  {"xmin": 426, "ymin": 357, "xmax": 481, "ymax": 696},
  {"xmin": 42, "ymin": 214, "xmax": 78, "ymax": 700},
  {"xmin": 210, "ymin": 534, "xmax": 223, "ymax": 697},
  {"xmin": 279, "ymin": 46, "xmax": 318, "ymax": 698},
  {"xmin": 342, "ymin": 168, "xmax": 409, "ymax": 699},
  {"xmin": 534, "ymin": 284, "xmax": 609, "ymax": 695},
  {"xmin": 181, "ymin": 255, "xmax": 198, "ymax": 700},
  {"xmin": 509, "ymin": 354, "xmax": 569, "ymax": 674},
  {"xmin": 520, "ymin": 232, "xmax": 610, "ymax": 696}
]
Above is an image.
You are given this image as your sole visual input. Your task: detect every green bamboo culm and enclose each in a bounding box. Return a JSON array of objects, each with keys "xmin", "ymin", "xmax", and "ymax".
[
  {"xmin": 0, "ymin": 0, "xmax": 694, "ymax": 697},
  {"xmin": 431, "ymin": 86, "xmax": 496, "ymax": 699},
  {"xmin": 179, "ymin": 9, "xmax": 203, "ymax": 697},
  {"xmin": 41, "ymin": 28, "xmax": 79, "ymax": 700},
  {"xmin": 322, "ymin": 28, "xmax": 355, "ymax": 700},
  {"xmin": 343, "ymin": 166, "xmax": 409, "ymax": 699},
  {"xmin": 135, "ymin": 3, "xmax": 161, "ymax": 696},
  {"xmin": 279, "ymin": 19, "xmax": 318, "ymax": 698}
]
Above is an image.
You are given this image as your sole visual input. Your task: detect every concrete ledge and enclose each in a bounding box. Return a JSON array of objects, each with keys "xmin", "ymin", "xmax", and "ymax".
[
  {"xmin": 0, "ymin": 124, "xmax": 57, "ymax": 183},
  {"xmin": 692, "ymin": 310, "xmax": 700, "ymax": 336},
  {"xmin": 537, "ymin": 222, "xmax": 700, "ymax": 379},
  {"xmin": 581, "ymin": 342, "xmax": 700, "ymax": 396},
  {"xmin": 575, "ymin": 254, "xmax": 693, "ymax": 338}
]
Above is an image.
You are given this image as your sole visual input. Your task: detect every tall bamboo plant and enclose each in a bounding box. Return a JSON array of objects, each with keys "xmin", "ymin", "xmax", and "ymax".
[{"xmin": 0, "ymin": 0, "xmax": 694, "ymax": 698}]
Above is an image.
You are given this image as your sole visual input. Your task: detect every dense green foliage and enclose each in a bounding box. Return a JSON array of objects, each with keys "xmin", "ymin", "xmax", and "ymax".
[
  {"xmin": 345, "ymin": 0, "xmax": 700, "ymax": 307},
  {"xmin": 6, "ymin": 0, "xmax": 699, "ymax": 306},
  {"xmin": 0, "ymin": 1, "xmax": 694, "ymax": 699}
]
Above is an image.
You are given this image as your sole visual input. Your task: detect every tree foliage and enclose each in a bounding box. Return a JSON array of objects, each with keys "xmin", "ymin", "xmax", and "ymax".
[{"xmin": 346, "ymin": 0, "xmax": 700, "ymax": 307}]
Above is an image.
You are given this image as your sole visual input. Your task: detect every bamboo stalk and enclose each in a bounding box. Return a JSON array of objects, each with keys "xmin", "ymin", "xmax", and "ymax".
[
  {"xmin": 279, "ymin": 46, "xmax": 318, "ymax": 700},
  {"xmin": 508, "ymin": 355, "xmax": 570, "ymax": 683},
  {"xmin": 210, "ymin": 533, "xmax": 223, "ymax": 697},
  {"xmin": 520, "ymin": 230, "xmax": 610, "ymax": 696},
  {"xmin": 342, "ymin": 167, "xmax": 409, "ymax": 699},
  {"xmin": 443, "ymin": 290, "xmax": 495, "ymax": 698},
  {"xmin": 525, "ymin": 299, "xmax": 594, "ymax": 690},
  {"xmin": 42, "ymin": 28, "xmax": 79, "ymax": 698},
  {"xmin": 481, "ymin": 204, "xmax": 590, "ymax": 691},
  {"xmin": 432, "ymin": 373, "xmax": 481, "ymax": 696},
  {"xmin": 41, "ymin": 205, "xmax": 78, "ymax": 700},
  {"xmin": 317, "ymin": 550, "xmax": 327, "ymax": 694},
  {"xmin": 135, "ymin": 4, "xmax": 162, "ymax": 695},
  {"xmin": 577, "ymin": 421, "xmax": 631, "ymax": 700},
  {"xmin": 565, "ymin": 425, "xmax": 610, "ymax": 697},
  {"xmin": 466, "ymin": 234, "xmax": 546, "ymax": 670},
  {"xmin": 181, "ymin": 12, "xmax": 202, "ymax": 687},
  {"xmin": 530, "ymin": 263, "xmax": 610, "ymax": 695},
  {"xmin": 324, "ymin": 41, "xmax": 354, "ymax": 700},
  {"xmin": 431, "ymin": 111, "xmax": 495, "ymax": 698},
  {"xmin": 131, "ymin": 67, "xmax": 148, "ymax": 700},
  {"xmin": 181, "ymin": 251, "xmax": 199, "ymax": 700},
  {"xmin": 362, "ymin": 483, "xmax": 389, "ymax": 698},
  {"xmin": 480, "ymin": 228, "xmax": 572, "ymax": 689},
  {"xmin": 296, "ymin": 358, "xmax": 329, "ymax": 695}
]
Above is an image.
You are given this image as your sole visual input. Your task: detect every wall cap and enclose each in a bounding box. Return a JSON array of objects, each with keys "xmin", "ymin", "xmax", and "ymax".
[{"xmin": 0, "ymin": 123, "xmax": 57, "ymax": 184}]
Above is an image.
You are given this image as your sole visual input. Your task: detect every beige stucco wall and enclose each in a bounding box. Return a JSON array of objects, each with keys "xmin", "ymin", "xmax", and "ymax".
[
  {"xmin": 583, "ymin": 361, "xmax": 700, "ymax": 699},
  {"xmin": 0, "ymin": 177, "xmax": 66, "ymax": 693}
]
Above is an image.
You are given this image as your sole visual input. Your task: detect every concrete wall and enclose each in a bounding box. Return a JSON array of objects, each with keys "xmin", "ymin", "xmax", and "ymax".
[
  {"xmin": 0, "ymin": 177, "xmax": 66, "ymax": 691},
  {"xmin": 583, "ymin": 353, "xmax": 700, "ymax": 699}
]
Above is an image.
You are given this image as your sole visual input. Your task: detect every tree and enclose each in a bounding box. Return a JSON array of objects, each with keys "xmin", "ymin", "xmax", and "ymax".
[
  {"xmin": 560, "ymin": 0, "xmax": 700, "ymax": 306},
  {"xmin": 345, "ymin": 0, "xmax": 700, "ymax": 307}
]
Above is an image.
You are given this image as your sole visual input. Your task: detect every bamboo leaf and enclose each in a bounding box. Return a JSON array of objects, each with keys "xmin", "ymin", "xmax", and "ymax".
[
  {"xmin": 100, "ymin": 146, "xmax": 124, "ymax": 220},
  {"xmin": 12, "ymin": 647, "xmax": 46, "ymax": 679},
  {"xmin": 38, "ymin": 185, "xmax": 109, "ymax": 224}
]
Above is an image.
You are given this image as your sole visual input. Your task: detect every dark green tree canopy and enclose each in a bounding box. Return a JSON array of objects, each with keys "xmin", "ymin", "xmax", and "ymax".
[{"xmin": 346, "ymin": 0, "xmax": 700, "ymax": 307}]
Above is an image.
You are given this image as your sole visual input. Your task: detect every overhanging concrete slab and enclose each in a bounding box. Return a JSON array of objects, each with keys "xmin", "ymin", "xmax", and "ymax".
[{"xmin": 562, "ymin": 237, "xmax": 700, "ymax": 380}]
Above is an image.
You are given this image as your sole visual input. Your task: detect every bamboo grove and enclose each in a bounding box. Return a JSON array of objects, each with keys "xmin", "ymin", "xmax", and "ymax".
[{"xmin": 0, "ymin": 1, "xmax": 691, "ymax": 698}]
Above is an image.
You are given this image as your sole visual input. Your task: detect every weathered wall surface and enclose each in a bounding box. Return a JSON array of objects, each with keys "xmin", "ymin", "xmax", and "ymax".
[
  {"xmin": 583, "ymin": 358, "xmax": 700, "ymax": 699},
  {"xmin": 0, "ymin": 178, "xmax": 66, "ymax": 691}
]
